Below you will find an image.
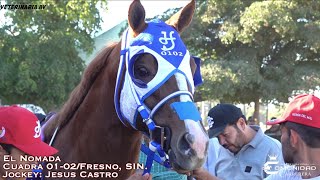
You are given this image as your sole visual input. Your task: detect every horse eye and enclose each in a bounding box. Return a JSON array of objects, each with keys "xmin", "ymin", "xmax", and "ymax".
[{"xmin": 135, "ymin": 67, "xmax": 149, "ymax": 77}]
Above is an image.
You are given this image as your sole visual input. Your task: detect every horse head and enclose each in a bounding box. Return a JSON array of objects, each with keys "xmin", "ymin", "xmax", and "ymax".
[{"xmin": 115, "ymin": 0, "xmax": 208, "ymax": 173}]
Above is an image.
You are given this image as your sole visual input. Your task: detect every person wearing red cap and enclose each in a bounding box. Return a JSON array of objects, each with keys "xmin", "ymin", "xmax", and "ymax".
[
  {"xmin": 265, "ymin": 94, "xmax": 320, "ymax": 180},
  {"xmin": 0, "ymin": 105, "xmax": 58, "ymax": 180}
]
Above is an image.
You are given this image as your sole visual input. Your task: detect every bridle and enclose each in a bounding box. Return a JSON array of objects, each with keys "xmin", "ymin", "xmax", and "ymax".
[
  {"xmin": 114, "ymin": 19, "xmax": 203, "ymax": 174},
  {"xmin": 44, "ymin": 19, "xmax": 203, "ymax": 176}
]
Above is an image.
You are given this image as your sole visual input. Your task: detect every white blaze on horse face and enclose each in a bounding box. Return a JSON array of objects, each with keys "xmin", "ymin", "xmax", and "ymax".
[
  {"xmin": 184, "ymin": 120, "xmax": 208, "ymax": 159},
  {"xmin": 174, "ymin": 73, "xmax": 208, "ymax": 159}
]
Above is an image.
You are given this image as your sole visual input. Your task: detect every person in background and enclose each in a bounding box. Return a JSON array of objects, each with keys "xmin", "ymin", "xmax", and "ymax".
[
  {"xmin": 265, "ymin": 94, "xmax": 320, "ymax": 180},
  {"xmin": 248, "ymin": 116, "xmax": 254, "ymax": 125},
  {"xmin": 34, "ymin": 113, "xmax": 46, "ymax": 123},
  {"xmin": 265, "ymin": 117, "xmax": 278, "ymax": 133},
  {"xmin": 265, "ymin": 117, "xmax": 281, "ymax": 141},
  {"xmin": 193, "ymin": 103, "xmax": 283, "ymax": 180},
  {"xmin": 0, "ymin": 105, "xmax": 58, "ymax": 180}
]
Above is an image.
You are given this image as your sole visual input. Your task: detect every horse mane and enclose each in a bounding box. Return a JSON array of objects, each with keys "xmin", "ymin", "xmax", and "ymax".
[{"xmin": 44, "ymin": 43, "xmax": 118, "ymax": 138}]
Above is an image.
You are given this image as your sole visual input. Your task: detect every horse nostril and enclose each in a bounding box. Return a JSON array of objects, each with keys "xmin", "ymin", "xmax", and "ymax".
[
  {"xmin": 185, "ymin": 133, "xmax": 195, "ymax": 145},
  {"xmin": 178, "ymin": 133, "xmax": 196, "ymax": 157}
]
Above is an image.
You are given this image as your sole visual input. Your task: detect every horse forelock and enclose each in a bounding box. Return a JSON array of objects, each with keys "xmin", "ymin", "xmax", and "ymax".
[{"xmin": 43, "ymin": 43, "xmax": 119, "ymax": 140}]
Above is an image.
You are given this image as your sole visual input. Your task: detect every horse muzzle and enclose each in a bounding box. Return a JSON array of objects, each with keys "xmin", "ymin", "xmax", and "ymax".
[
  {"xmin": 172, "ymin": 126, "xmax": 208, "ymax": 171},
  {"xmin": 168, "ymin": 136, "xmax": 207, "ymax": 172}
]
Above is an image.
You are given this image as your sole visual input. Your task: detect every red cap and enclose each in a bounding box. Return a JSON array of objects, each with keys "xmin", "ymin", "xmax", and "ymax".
[
  {"xmin": 267, "ymin": 94, "xmax": 320, "ymax": 128},
  {"xmin": 0, "ymin": 105, "xmax": 58, "ymax": 156}
]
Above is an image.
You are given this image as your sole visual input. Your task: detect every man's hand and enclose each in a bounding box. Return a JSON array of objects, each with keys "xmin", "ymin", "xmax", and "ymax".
[
  {"xmin": 193, "ymin": 168, "xmax": 219, "ymax": 180},
  {"xmin": 127, "ymin": 170, "xmax": 152, "ymax": 180}
]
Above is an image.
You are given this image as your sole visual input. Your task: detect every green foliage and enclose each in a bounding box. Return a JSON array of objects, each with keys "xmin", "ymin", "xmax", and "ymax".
[
  {"xmin": 0, "ymin": 0, "xmax": 107, "ymax": 111},
  {"xmin": 183, "ymin": 0, "xmax": 320, "ymax": 104}
]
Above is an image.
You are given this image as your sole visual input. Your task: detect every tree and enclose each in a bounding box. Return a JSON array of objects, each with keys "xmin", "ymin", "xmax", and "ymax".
[
  {"xmin": 0, "ymin": 0, "xmax": 107, "ymax": 111},
  {"xmin": 182, "ymin": 0, "xmax": 320, "ymax": 122}
]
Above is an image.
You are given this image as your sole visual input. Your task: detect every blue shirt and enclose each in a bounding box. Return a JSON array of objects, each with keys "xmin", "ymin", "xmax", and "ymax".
[
  {"xmin": 203, "ymin": 138, "xmax": 220, "ymax": 173},
  {"xmin": 205, "ymin": 126, "xmax": 284, "ymax": 180}
]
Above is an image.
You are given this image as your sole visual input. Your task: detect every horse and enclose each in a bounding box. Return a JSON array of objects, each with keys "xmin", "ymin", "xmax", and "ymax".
[{"xmin": 42, "ymin": 0, "xmax": 208, "ymax": 179}]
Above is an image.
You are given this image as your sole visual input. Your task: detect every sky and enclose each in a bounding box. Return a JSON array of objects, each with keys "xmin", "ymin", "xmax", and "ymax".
[
  {"xmin": 99, "ymin": 1, "xmax": 190, "ymax": 34},
  {"xmin": 0, "ymin": 0, "xmax": 190, "ymax": 34}
]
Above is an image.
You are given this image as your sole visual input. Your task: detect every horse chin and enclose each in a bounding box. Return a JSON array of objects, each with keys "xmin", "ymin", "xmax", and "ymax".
[{"xmin": 168, "ymin": 149, "xmax": 204, "ymax": 173}]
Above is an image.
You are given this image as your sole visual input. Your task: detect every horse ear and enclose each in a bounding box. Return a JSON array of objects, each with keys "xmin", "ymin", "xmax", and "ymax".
[
  {"xmin": 128, "ymin": 0, "xmax": 147, "ymax": 36},
  {"xmin": 166, "ymin": 0, "xmax": 195, "ymax": 33}
]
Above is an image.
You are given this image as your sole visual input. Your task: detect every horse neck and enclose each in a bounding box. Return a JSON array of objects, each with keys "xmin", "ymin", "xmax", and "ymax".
[{"xmin": 53, "ymin": 44, "xmax": 142, "ymax": 169}]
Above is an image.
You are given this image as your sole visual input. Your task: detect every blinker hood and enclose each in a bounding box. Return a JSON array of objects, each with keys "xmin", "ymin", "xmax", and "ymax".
[{"xmin": 114, "ymin": 19, "xmax": 203, "ymax": 129}]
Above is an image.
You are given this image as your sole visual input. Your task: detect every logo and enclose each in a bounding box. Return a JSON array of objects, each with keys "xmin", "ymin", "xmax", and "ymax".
[
  {"xmin": 159, "ymin": 31, "xmax": 176, "ymax": 51},
  {"xmin": 263, "ymin": 155, "xmax": 281, "ymax": 174},
  {"xmin": 0, "ymin": 127, "xmax": 5, "ymax": 138},
  {"xmin": 207, "ymin": 116, "xmax": 214, "ymax": 128},
  {"xmin": 263, "ymin": 155, "xmax": 318, "ymax": 177},
  {"xmin": 292, "ymin": 113, "xmax": 312, "ymax": 120},
  {"xmin": 34, "ymin": 120, "xmax": 41, "ymax": 138}
]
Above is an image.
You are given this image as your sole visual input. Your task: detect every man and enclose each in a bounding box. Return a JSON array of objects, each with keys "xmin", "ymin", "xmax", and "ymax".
[
  {"xmin": 248, "ymin": 116, "xmax": 257, "ymax": 125},
  {"xmin": 193, "ymin": 103, "xmax": 283, "ymax": 180},
  {"xmin": 265, "ymin": 94, "xmax": 320, "ymax": 179},
  {"xmin": 0, "ymin": 105, "xmax": 58, "ymax": 180}
]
